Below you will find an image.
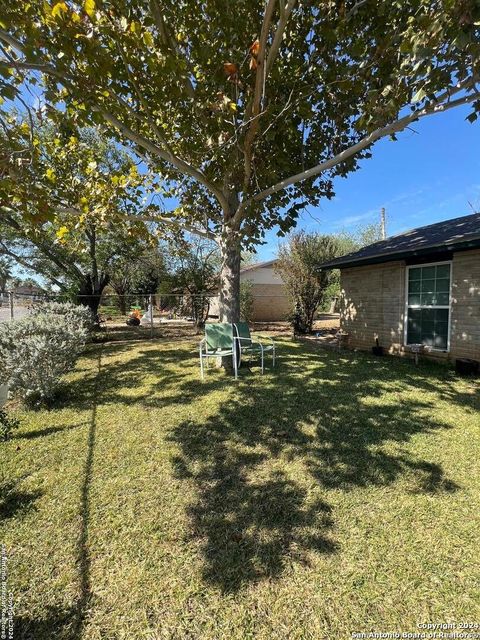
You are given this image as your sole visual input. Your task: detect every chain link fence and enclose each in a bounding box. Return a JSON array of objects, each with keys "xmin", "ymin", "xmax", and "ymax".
[{"xmin": 0, "ymin": 290, "xmax": 339, "ymax": 343}]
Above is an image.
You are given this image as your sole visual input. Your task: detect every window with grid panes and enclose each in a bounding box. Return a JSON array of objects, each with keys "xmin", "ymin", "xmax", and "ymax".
[{"xmin": 406, "ymin": 263, "xmax": 450, "ymax": 350}]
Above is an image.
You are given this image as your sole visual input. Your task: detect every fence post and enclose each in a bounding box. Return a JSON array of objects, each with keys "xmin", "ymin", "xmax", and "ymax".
[
  {"xmin": 9, "ymin": 291, "xmax": 14, "ymax": 321},
  {"xmin": 149, "ymin": 293, "xmax": 154, "ymax": 339}
]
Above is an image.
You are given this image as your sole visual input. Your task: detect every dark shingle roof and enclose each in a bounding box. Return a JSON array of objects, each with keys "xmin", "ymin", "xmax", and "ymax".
[{"xmin": 320, "ymin": 212, "xmax": 480, "ymax": 269}]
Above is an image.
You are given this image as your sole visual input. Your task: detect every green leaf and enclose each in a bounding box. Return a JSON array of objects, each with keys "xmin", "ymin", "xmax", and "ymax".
[{"xmin": 143, "ymin": 31, "xmax": 154, "ymax": 47}]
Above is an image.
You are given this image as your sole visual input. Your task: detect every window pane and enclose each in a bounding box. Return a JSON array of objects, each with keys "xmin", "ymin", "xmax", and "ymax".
[
  {"xmin": 435, "ymin": 309, "xmax": 449, "ymax": 323},
  {"xmin": 408, "ymin": 294, "xmax": 421, "ymax": 306},
  {"xmin": 422, "ymin": 266, "xmax": 436, "ymax": 279},
  {"xmin": 436, "ymin": 264, "xmax": 450, "ymax": 278},
  {"xmin": 422, "ymin": 309, "xmax": 435, "ymax": 322},
  {"xmin": 433, "ymin": 334, "xmax": 447, "ymax": 349},
  {"xmin": 435, "ymin": 278, "xmax": 449, "ymax": 293},
  {"xmin": 421, "ymin": 292, "xmax": 435, "ymax": 306},
  {"xmin": 409, "ymin": 268, "xmax": 421, "ymax": 281},
  {"xmin": 409, "ymin": 280, "xmax": 421, "ymax": 293},
  {"xmin": 421, "ymin": 278, "xmax": 435, "ymax": 293},
  {"xmin": 436, "ymin": 292, "xmax": 449, "ymax": 306}
]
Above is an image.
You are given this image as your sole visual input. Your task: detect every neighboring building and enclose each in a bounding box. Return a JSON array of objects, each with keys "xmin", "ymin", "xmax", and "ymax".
[
  {"xmin": 13, "ymin": 283, "xmax": 45, "ymax": 300},
  {"xmin": 208, "ymin": 260, "xmax": 290, "ymax": 321},
  {"xmin": 240, "ymin": 260, "xmax": 290, "ymax": 321},
  {"xmin": 320, "ymin": 212, "xmax": 480, "ymax": 361}
]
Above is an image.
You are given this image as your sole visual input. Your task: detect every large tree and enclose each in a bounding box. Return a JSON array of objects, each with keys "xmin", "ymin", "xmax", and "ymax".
[
  {"xmin": 0, "ymin": 122, "xmax": 155, "ymax": 315},
  {"xmin": 1, "ymin": 1, "xmax": 479, "ymax": 321},
  {"xmin": 0, "ymin": 257, "xmax": 12, "ymax": 294},
  {"xmin": 169, "ymin": 237, "xmax": 220, "ymax": 326}
]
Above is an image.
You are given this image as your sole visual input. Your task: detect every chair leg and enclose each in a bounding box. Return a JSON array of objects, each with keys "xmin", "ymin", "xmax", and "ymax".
[
  {"xmin": 272, "ymin": 345, "xmax": 275, "ymax": 368},
  {"xmin": 261, "ymin": 346, "xmax": 264, "ymax": 374},
  {"xmin": 233, "ymin": 347, "xmax": 238, "ymax": 380}
]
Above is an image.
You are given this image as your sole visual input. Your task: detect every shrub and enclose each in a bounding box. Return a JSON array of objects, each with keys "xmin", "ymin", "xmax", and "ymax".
[
  {"xmin": 0, "ymin": 304, "xmax": 89, "ymax": 406},
  {"xmin": 275, "ymin": 233, "xmax": 342, "ymax": 334},
  {"xmin": 31, "ymin": 301, "xmax": 93, "ymax": 330},
  {"xmin": 0, "ymin": 408, "xmax": 20, "ymax": 441},
  {"xmin": 240, "ymin": 281, "xmax": 254, "ymax": 323}
]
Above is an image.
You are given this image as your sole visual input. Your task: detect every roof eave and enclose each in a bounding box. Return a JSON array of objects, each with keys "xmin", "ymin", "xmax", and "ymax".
[{"xmin": 319, "ymin": 236, "xmax": 480, "ymax": 270}]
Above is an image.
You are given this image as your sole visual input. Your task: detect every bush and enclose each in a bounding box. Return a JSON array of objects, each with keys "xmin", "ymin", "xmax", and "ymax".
[
  {"xmin": 0, "ymin": 408, "xmax": 20, "ymax": 441},
  {"xmin": 240, "ymin": 281, "xmax": 254, "ymax": 323},
  {"xmin": 31, "ymin": 301, "xmax": 93, "ymax": 330},
  {"xmin": 0, "ymin": 303, "xmax": 89, "ymax": 406},
  {"xmin": 275, "ymin": 233, "xmax": 342, "ymax": 334}
]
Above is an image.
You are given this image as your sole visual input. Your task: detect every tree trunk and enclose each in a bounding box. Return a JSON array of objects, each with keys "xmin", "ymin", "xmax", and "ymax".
[
  {"xmin": 118, "ymin": 295, "xmax": 127, "ymax": 316},
  {"xmin": 76, "ymin": 274, "xmax": 109, "ymax": 320},
  {"xmin": 218, "ymin": 234, "xmax": 241, "ymax": 323}
]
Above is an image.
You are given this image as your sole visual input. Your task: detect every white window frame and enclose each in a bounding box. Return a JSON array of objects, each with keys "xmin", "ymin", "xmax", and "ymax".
[{"xmin": 403, "ymin": 260, "xmax": 452, "ymax": 352}]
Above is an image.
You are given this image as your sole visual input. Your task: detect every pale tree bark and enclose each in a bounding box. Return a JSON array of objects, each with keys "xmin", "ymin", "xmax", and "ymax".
[{"xmin": 218, "ymin": 232, "xmax": 241, "ymax": 323}]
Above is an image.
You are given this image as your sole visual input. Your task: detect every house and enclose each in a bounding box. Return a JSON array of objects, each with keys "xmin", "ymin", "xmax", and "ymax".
[
  {"xmin": 240, "ymin": 260, "xmax": 290, "ymax": 321},
  {"xmin": 13, "ymin": 283, "xmax": 45, "ymax": 300},
  {"xmin": 320, "ymin": 212, "xmax": 480, "ymax": 361},
  {"xmin": 208, "ymin": 260, "xmax": 290, "ymax": 321}
]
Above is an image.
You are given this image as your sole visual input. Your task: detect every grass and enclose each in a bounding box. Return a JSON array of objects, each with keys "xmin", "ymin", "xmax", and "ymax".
[{"xmin": 2, "ymin": 337, "xmax": 480, "ymax": 639}]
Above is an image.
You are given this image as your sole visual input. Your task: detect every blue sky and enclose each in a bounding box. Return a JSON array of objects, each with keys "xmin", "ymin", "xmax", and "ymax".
[{"xmin": 256, "ymin": 104, "xmax": 480, "ymax": 261}]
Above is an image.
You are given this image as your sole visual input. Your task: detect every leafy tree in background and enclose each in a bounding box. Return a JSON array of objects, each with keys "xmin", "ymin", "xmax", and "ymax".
[
  {"xmin": 168, "ymin": 238, "xmax": 219, "ymax": 327},
  {"xmin": 109, "ymin": 248, "xmax": 168, "ymax": 313},
  {"xmin": 0, "ymin": 258, "xmax": 13, "ymax": 294},
  {"xmin": 276, "ymin": 232, "xmax": 341, "ymax": 333},
  {"xmin": 1, "ymin": 1, "xmax": 479, "ymax": 321},
  {"xmin": 0, "ymin": 122, "xmax": 155, "ymax": 315},
  {"xmin": 323, "ymin": 220, "xmax": 385, "ymax": 307},
  {"xmin": 239, "ymin": 280, "xmax": 254, "ymax": 323}
]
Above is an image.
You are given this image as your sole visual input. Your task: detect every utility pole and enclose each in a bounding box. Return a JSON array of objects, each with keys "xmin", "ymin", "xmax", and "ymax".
[{"xmin": 380, "ymin": 207, "xmax": 387, "ymax": 240}]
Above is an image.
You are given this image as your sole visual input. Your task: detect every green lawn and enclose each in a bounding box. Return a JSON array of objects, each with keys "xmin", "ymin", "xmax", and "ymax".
[{"xmin": 2, "ymin": 337, "xmax": 480, "ymax": 639}]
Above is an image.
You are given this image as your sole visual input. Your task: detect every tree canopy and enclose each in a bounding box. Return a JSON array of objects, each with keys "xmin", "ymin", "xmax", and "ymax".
[
  {"xmin": 0, "ymin": 123, "xmax": 155, "ymax": 312},
  {"xmin": 1, "ymin": 0, "xmax": 479, "ymax": 319}
]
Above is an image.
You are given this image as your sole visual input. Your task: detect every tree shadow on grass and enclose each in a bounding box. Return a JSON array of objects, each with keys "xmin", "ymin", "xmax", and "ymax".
[
  {"xmin": 13, "ymin": 606, "xmax": 81, "ymax": 640},
  {"xmin": 12, "ymin": 422, "xmax": 89, "ymax": 441},
  {"xmin": 13, "ymin": 351, "xmax": 101, "ymax": 640},
  {"xmin": 53, "ymin": 339, "xmax": 467, "ymax": 596},
  {"xmin": 168, "ymin": 342, "xmax": 463, "ymax": 593},
  {"xmin": 0, "ymin": 480, "xmax": 42, "ymax": 521}
]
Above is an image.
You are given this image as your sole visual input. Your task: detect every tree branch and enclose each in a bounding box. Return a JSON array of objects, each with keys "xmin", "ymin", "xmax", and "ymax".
[
  {"xmin": 252, "ymin": 81, "xmax": 480, "ymax": 203},
  {"xmin": 148, "ymin": 0, "xmax": 196, "ymax": 99},
  {"xmin": 0, "ymin": 41, "xmax": 229, "ymax": 212},
  {"xmin": 240, "ymin": 0, "xmax": 277, "ymax": 213},
  {"xmin": 124, "ymin": 211, "xmax": 217, "ymax": 241},
  {"xmin": 265, "ymin": 0, "xmax": 297, "ymax": 77},
  {"xmin": 0, "ymin": 28, "xmax": 25, "ymax": 54}
]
